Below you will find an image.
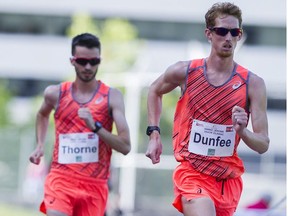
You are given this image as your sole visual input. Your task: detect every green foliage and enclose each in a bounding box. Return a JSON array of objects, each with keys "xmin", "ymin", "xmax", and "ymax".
[
  {"xmin": 100, "ymin": 18, "xmax": 141, "ymax": 73},
  {"xmin": 66, "ymin": 12, "xmax": 141, "ymax": 75},
  {"xmin": 0, "ymin": 203, "xmax": 41, "ymax": 216},
  {"xmin": 0, "ymin": 80, "xmax": 12, "ymax": 127},
  {"xmin": 101, "ymin": 19, "xmax": 137, "ymax": 41},
  {"xmin": 66, "ymin": 12, "xmax": 101, "ymax": 37},
  {"xmin": 138, "ymin": 87, "xmax": 180, "ymax": 154}
]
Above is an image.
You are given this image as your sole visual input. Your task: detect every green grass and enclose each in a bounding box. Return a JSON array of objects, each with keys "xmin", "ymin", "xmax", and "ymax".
[{"xmin": 0, "ymin": 203, "xmax": 42, "ymax": 216}]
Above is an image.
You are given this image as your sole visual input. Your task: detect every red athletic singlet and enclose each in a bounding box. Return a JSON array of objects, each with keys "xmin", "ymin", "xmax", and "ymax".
[
  {"xmin": 173, "ymin": 58, "xmax": 250, "ymax": 179},
  {"xmin": 51, "ymin": 81, "xmax": 113, "ymax": 180}
]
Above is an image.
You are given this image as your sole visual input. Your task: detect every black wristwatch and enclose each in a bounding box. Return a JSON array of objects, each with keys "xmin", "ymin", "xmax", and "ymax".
[
  {"xmin": 93, "ymin": 121, "xmax": 102, "ymax": 133},
  {"xmin": 146, "ymin": 126, "xmax": 161, "ymax": 136}
]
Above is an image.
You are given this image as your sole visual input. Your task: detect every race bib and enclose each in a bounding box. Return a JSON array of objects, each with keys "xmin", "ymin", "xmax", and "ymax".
[
  {"xmin": 188, "ymin": 119, "xmax": 235, "ymax": 157},
  {"xmin": 58, "ymin": 133, "xmax": 99, "ymax": 164}
]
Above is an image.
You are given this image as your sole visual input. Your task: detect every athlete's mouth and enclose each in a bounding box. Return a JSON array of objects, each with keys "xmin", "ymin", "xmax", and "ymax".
[
  {"xmin": 83, "ymin": 70, "xmax": 93, "ymax": 75},
  {"xmin": 223, "ymin": 43, "xmax": 232, "ymax": 49}
]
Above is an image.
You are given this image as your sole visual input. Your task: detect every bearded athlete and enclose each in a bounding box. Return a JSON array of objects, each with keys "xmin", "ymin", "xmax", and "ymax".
[{"xmin": 29, "ymin": 33, "xmax": 131, "ymax": 216}]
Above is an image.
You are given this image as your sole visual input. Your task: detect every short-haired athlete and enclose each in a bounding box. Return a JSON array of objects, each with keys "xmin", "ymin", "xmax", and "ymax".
[
  {"xmin": 29, "ymin": 33, "xmax": 131, "ymax": 216},
  {"xmin": 145, "ymin": 2, "xmax": 269, "ymax": 216}
]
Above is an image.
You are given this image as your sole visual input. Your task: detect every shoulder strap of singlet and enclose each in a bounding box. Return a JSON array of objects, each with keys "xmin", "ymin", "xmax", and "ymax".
[
  {"xmin": 97, "ymin": 80, "xmax": 110, "ymax": 95},
  {"xmin": 235, "ymin": 64, "xmax": 251, "ymax": 113},
  {"xmin": 96, "ymin": 80, "xmax": 112, "ymax": 116},
  {"xmin": 189, "ymin": 58, "xmax": 205, "ymax": 68},
  {"xmin": 59, "ymin": 81, "xmax": 72, "ymax": 92},
  {"xmin": 235, "ymin": 64, "xmax": 250, "ymax": 82},
  {"xmin": 182, "ymin": 59, "xmax": 205, "ymax": 96},
  {"xmin": 54, "ymin": 81, "xmax": 72, "ymax": 114},
  {"xmin": 188, "ymin": 58, "xmax": 205, "ymax": 72}
]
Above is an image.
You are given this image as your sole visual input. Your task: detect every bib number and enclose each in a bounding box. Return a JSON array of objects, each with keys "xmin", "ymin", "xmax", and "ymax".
[
  {"xmin": 58, "ymin": 133, "xmax": 99, "ymax": 164},
  {"xmin": 188, "ymin": 119, "xmax": 235, "ymax": 157}
]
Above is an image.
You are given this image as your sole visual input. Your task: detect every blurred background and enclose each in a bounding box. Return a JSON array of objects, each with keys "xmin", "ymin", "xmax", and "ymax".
[{"xmin": 0, "ymin": 0, "xmax": 286, "ymax": 215}]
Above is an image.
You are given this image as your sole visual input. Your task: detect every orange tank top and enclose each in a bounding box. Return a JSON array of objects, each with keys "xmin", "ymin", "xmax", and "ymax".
[
  {"xmin": 51, "ymin": 81, "xmax": 113, "ymax": 180},
  {"xmin": 173, "ymin": 58, "xmax": 250, "ymax": 179}
]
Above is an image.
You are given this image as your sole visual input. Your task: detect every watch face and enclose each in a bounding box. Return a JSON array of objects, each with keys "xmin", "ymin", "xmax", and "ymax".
[{"xmin": 94, "ymin": 122, "xmax": 102, "ymax": 133}]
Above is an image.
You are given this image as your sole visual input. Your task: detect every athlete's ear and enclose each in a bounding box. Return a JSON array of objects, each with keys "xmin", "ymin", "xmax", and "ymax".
[
  {"xmin": 238, "ymin": 35, "xmax": 243, "ymax": 42},
  {"xmin": 205, "ymin": 28, "xmax": 212, "ymax": 43},
  {"xmin": 70, "ymin": 57, "xmax": 75, "ymax": 66},
  {"xmin": 237, "ymin": 29, "xmax": 243, "ymax": 41}
]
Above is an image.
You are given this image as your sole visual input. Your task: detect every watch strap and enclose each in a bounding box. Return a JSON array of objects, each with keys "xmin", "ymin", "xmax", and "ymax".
[{"xmin": 146, "ymin": 126, "xmax": 161, "ymax": 136}]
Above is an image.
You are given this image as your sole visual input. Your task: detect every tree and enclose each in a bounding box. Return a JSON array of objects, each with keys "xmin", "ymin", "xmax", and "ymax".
[
  {"xmin": 66, "ymin": 12, "xmax": 141, "ymax": 74},
  {"xmin": 0, "ymin": 80, "xmax": 12, "ymax": 127}
]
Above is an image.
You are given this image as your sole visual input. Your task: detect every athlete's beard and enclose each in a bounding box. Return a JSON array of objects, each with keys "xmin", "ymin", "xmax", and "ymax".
[
  {"xmin": 218, "ymin": 42, "xmax": 235, "ymax": 58},
  {"xmin": 76, "ymin": 69, "xmax": 97, "ymax": 82},
  {"xmin": 218, "ymin": 50, "xmax": 233, "ymax": 58}
]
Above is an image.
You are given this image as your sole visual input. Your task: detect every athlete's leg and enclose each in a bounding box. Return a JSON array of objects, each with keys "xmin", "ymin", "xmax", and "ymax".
[
  {"xmin": 47, "ymin": 209, "xmax": 69, "ymax": 216},
  {"xmin": 181, "ymin": 196, "xmax": 216, "ymax": 216}
]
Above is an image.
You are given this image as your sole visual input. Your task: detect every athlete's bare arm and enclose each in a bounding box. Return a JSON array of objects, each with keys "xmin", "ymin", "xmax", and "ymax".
[
  {"xmin": 232, "ymin": 73, "xmax": 269, "ymax": 154},
  {"xmin": 77, "ymin": 88, "xmax": 131, "ymax": 155},
  {"xmin": 29, "ymin": 85, "xmax": 60, "ymax": 164},
  {"xmin": 98, "ymin": 88, "xmax": 131, "ymax": 155},
  {"xmin": 145, "ymin": 61, "xmax": 189, "ymax": 164}
]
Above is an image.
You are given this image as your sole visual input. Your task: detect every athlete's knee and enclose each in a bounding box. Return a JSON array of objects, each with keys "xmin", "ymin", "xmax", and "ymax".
[
  {"xmin": 47, "ymin": 209, "xmax": 68, "ymax": 216},
  {"xmin": 181, "ymin": 196, "xmax": 216, "ymax": 216}
]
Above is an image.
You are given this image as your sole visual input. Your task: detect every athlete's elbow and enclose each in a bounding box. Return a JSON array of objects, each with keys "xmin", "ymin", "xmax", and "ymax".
[
  {"xmin": 120, "ymin": 139, "xmax": 131, "ymax": 155},
  {"xmin": 257, "ymin": 138, "xmax": 270, "ymax": 154},
  {"xmin": 122, "ymin": 150, "xmax": 130, "ymax": 156},
  {"xmin": 122, "ymin": 144, "xmax": 131, "ymax": 155},
  {"xmin": 257, "ymin": 148, "xmax": 268, "ymax": 155}
]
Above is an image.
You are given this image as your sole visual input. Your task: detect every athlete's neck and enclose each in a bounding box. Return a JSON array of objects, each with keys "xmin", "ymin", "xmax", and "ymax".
[
  {"xmin": 72, "ymin": 80, "xmax": 99, "ymax": 104},
  {"xmin": 206, "ymin": 56, "xmax": 235, "ymax": 74},
  {"xmin": 205, "ymin": 57, "xmax": 235, "ymax": 86},
  {"xmin": 73, "ymin": 79, "xmax": 99, "ymax": 94}
]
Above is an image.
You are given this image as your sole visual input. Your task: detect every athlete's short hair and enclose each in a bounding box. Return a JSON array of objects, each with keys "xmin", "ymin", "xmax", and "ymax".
[
  {"xmin": 71, "ymin": 33, "xmax": 101, "ymax": 55},
  {"xmin": 205, "ymin": 2, "xmax": 242, "ymax": 29}
]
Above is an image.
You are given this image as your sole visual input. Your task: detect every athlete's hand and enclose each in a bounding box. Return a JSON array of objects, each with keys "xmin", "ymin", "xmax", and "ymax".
[
  {"xmin": 78, "ymin": 107, "xmax": 95, "ymax": 130},
  {"xmin": 232, "ymin": 106, "xmax": 248, "ymax": 133},
  {"xmin": 29, "ymin": 145, "xmax": 44, "ymax": 165},
  {"xmin": 145, "ymin": 133, "xmax": 163, "ymax": 164}
]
